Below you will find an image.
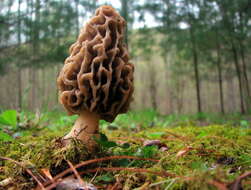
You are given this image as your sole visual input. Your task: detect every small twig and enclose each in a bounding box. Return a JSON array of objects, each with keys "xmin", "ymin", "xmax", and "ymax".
[
  {"xmin": 44, "ymin": 155, "xmax": 159, "ymax": 187},
  {"xmin": 164, "ymin": 178, "xmax": 176, "ymax": 190},
  {"xmin": 110, "ymin": 181, "xmax": 120, "ymax": 190},
  {"xmin": 45, "ymin": 181, "xmax": 60, "ymax": 190},
  {"xmin": 149, "ymin": 178, "xmax": 176, "ymax": 187},
  {"xmin": 66, "ymin": 160, "xmax": 85, "ymax": 186},
  {"xmin": 164, "ymin": 130, "xmax": 188, "ymax": 141},
  {"xmin": 0, "ymin": 156, "xmax": 45, "ymax": 190},
  {"xmin": 110, "ymin": 137, "xmax": 144, "ymax": 142},
  {"xmin": 36, "ymin": 172, "xmax": 48, "ymax": 183},
  {"xmin": 90, "ymin": 167, "xmax": 100, "ymax": 183},
  {"xmin": 229, "ymin": 171, "xmax": 251, "ymax": 190},
  {"xmin": 79, "ymin": 167, "xmax": 176, "ymax": 178},
  {"xmin": 75, "ymin": 125, "xmax": 88, "ymax": 137}
]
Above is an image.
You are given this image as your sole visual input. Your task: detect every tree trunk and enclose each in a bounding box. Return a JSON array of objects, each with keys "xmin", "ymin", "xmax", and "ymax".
[
  {"xmin": 215, "ymin": 29, "xmax": 224, "ymax": 114},
  {"xmin": 120, "ymin": 0, "xmax": 128, "ymax": 46},
  {"xmin": 31, "ymin": 0, "xmax": 40, "ymax": 110},
  {"xmin": 216, "ymin": 57, "xmax": 224, "ymax": 114},
  {"xmin": 75, "ymin": 0, "xmax": 79, "ymax": 38},
  {"xmin": 231, "ymin": 41, "xmax": 245, "ymax": 114},
  {"xmin": 239, "ymin": 40, "xmax": 250, "ymax": 109},
  {"xmin": 42, "ymin": 68, "xmax": 46, "ymax": 108},
  {"xmin": 238, "ymin": 11, "xmax": 250, "ymax": 106},
  {"xmin": 226, "ymin": 75, "xmax": 235, "ymax": 112},
  {"xmin": 190, "ymin": 26, "xmax": 201, "ymax": 113},
  {"xmin": 29, "ymin": 69, "xmax": 36, "ymax": 110},
  {"xmin": 163, "ymin": 54, "xmax": 173, "ymax": 114},
  {"xmin": 17, "ymin": 70, "xmax": 22, "ymax": 111},
  {"xmin": 149, "ymin": 63, "xmax": 157, "ymax": 110},
  {"xmin": 17, "ymin": 0, "xmax": 22, "ymax": 111}
]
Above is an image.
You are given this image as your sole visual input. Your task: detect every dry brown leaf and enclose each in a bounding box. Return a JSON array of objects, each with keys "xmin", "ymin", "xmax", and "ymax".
[
  {"xmin": 176, "ymin": 146, "xmax": 193, "ymax": 157},
  {"xmin": 40, "ymin": 168, "xmax": 53, "ymax": 181}
]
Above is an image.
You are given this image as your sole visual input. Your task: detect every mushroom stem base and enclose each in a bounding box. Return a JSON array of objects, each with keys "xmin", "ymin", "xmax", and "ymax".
[{"xmin": 63, "ymin": 110, "xmax": 100, "ymax": 151}]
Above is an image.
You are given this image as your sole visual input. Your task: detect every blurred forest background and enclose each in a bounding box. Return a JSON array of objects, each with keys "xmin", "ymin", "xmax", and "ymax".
[{"xmin": 0, "ymin": 0, "xmax": 250, "ymax": 115}]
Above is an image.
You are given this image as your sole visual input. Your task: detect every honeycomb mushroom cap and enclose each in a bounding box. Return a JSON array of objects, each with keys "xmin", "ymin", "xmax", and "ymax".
[{"xmin": 57, "ymin": 5, "xmax": 134, "ymax": 122}]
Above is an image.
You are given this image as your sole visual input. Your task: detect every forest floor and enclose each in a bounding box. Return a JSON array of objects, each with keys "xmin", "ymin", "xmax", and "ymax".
[{"xmin": 0, "ymin": 110, "xmax": 250, "ymax": 190}]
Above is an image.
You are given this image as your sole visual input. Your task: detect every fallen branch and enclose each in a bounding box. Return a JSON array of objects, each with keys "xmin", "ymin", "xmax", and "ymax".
[
  {"xmin": 164, "ymin": 130, "xmax": 188, "ymax": 141},
  {"xmin": 79, "ymin": 167, "xmax": 176, "ymax": 178}
]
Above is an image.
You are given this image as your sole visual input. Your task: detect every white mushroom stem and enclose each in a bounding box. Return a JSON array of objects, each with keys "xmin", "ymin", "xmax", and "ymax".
[{"xmin": 63, "ymin": 110, "xmax": 100, "ymax": 150}]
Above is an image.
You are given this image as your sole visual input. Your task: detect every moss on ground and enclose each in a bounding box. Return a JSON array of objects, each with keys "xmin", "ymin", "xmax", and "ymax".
[{"xmin": 0, "ymin": 112, "xmax": 250, "ymax": 189}]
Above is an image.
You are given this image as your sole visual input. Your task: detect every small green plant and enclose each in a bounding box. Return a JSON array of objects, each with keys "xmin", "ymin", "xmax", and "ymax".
[
  {"xmin": 240, "ymin": 120, "xmax": 249, "ymax": 128},
  {"xmin": 0, "ymin": 130, "xmax": 13, "ymax": 141},
  {"xmin": 135, "ymin": 145, "xmax": 159, "ymax": 158},
  {"xmin": 0, "ymin": 110, "xmax": 17, "ymax": 127},
  {"xmin": 0, "ymin": 110, "xmax": 17, "ymax": 141},
  {"xmin": 94, "ymin": 133, "xmax": 117, "ymax": 149}
]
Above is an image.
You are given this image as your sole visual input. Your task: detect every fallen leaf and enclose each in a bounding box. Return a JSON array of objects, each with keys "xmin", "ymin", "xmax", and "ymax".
[
  {"xmin": 40, "ymin": 168, "xmax": 53, "ymax": 180},
  {"xmin": 160, "ymin": 146, "xmax": 168, "ymax": 152},
  {"xmin": 143, "ymin": 140, "xmax": 161, "ymax": 147},
  {"xmin": 143, "ymin": 140, "xmax": 169, "ymax": 153},
  {"xmin": 176, "ymin": 146, "xmax": 193, "ymax": 157}
]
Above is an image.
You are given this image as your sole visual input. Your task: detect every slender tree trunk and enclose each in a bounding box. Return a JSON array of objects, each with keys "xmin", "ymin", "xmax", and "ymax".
[
  {"xmin": 219, "ymin": 2, "xmax": 246, "ymax": 113},
  {"xmin": 163, "ymin": 54, "xmax": 173, "ymax": 113},
  {"xmin": 226, "ymin": 75, "xmax": 235, "ymax": 112},
  {"xmin": 17, "ymin": 70, "xmax": 22, "ymax": 111},
  {"xmin": 6, "ymin": 0, "xmax": 12, "ymax": 44},
  {"xmin": 149, "ymin": 63, "xmax": 157, "ymax": 110},
  {"xmin": 42, "ymin": 68, "xmax": 46, "ymax": 108},
  {"xmin": 239, "ymin": 40, "xmax": 250, "ymax": 110},
  {"xmin": 55, "ymin": 65, "xmax": 61, "ymax": 104},
  {"xmin": 231, "ymin": 41, "xmax": 245, "ymax": 114},
  {"xmin": 215, "ymin": 29, "xmax": 224, "ymax": 114},
  {"xmin": 190, "ymin": 26, "xmax": 201, "ymax": 113},
  {"xmin": 120, "ymin": 0, "xmax": 128, "ymax": 46},
  {"xmin": 28, "ymin": 68, "xmax": 33, "ymax": 109},
  {"xmin": 238, "ymin": 11, "xmax": 250, "ymax": 106},
  {"xmin": 75, "ymin": 0, "xmax": 79, "ymax": 38},
  {"xmin": 30, "ymin": 0, "xmax": 40, "ymax": 110},
  {"xmin": 31, "ymin": 68, "xmax": 37, "ymax": 110},
  {"xmin": 216, "ymin": 58, "xmax": 224, "ymax": 114},
  {"xmin": 176, "ymin": 78, "xmax": 185, "ymax": 114},
  {"xmin": 17, "ymin": 0, "xmax": 22, "ymax": 111}
]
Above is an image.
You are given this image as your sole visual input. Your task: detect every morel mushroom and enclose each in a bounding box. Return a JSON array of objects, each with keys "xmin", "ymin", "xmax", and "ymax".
[{"xmin": 57, "ymin": 5, "xmax": 134, "ymax": 150}]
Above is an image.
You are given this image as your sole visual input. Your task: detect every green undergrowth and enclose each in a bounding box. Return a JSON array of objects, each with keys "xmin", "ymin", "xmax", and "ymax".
[{"xmin": 0, "ymin": 110, "xmax": 250, "ymax": 189}]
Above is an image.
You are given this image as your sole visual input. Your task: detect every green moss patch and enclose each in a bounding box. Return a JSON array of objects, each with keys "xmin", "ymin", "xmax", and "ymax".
[{"xmin": 0, "ymin": 111, "xmax": 250, "ymax": 189}]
